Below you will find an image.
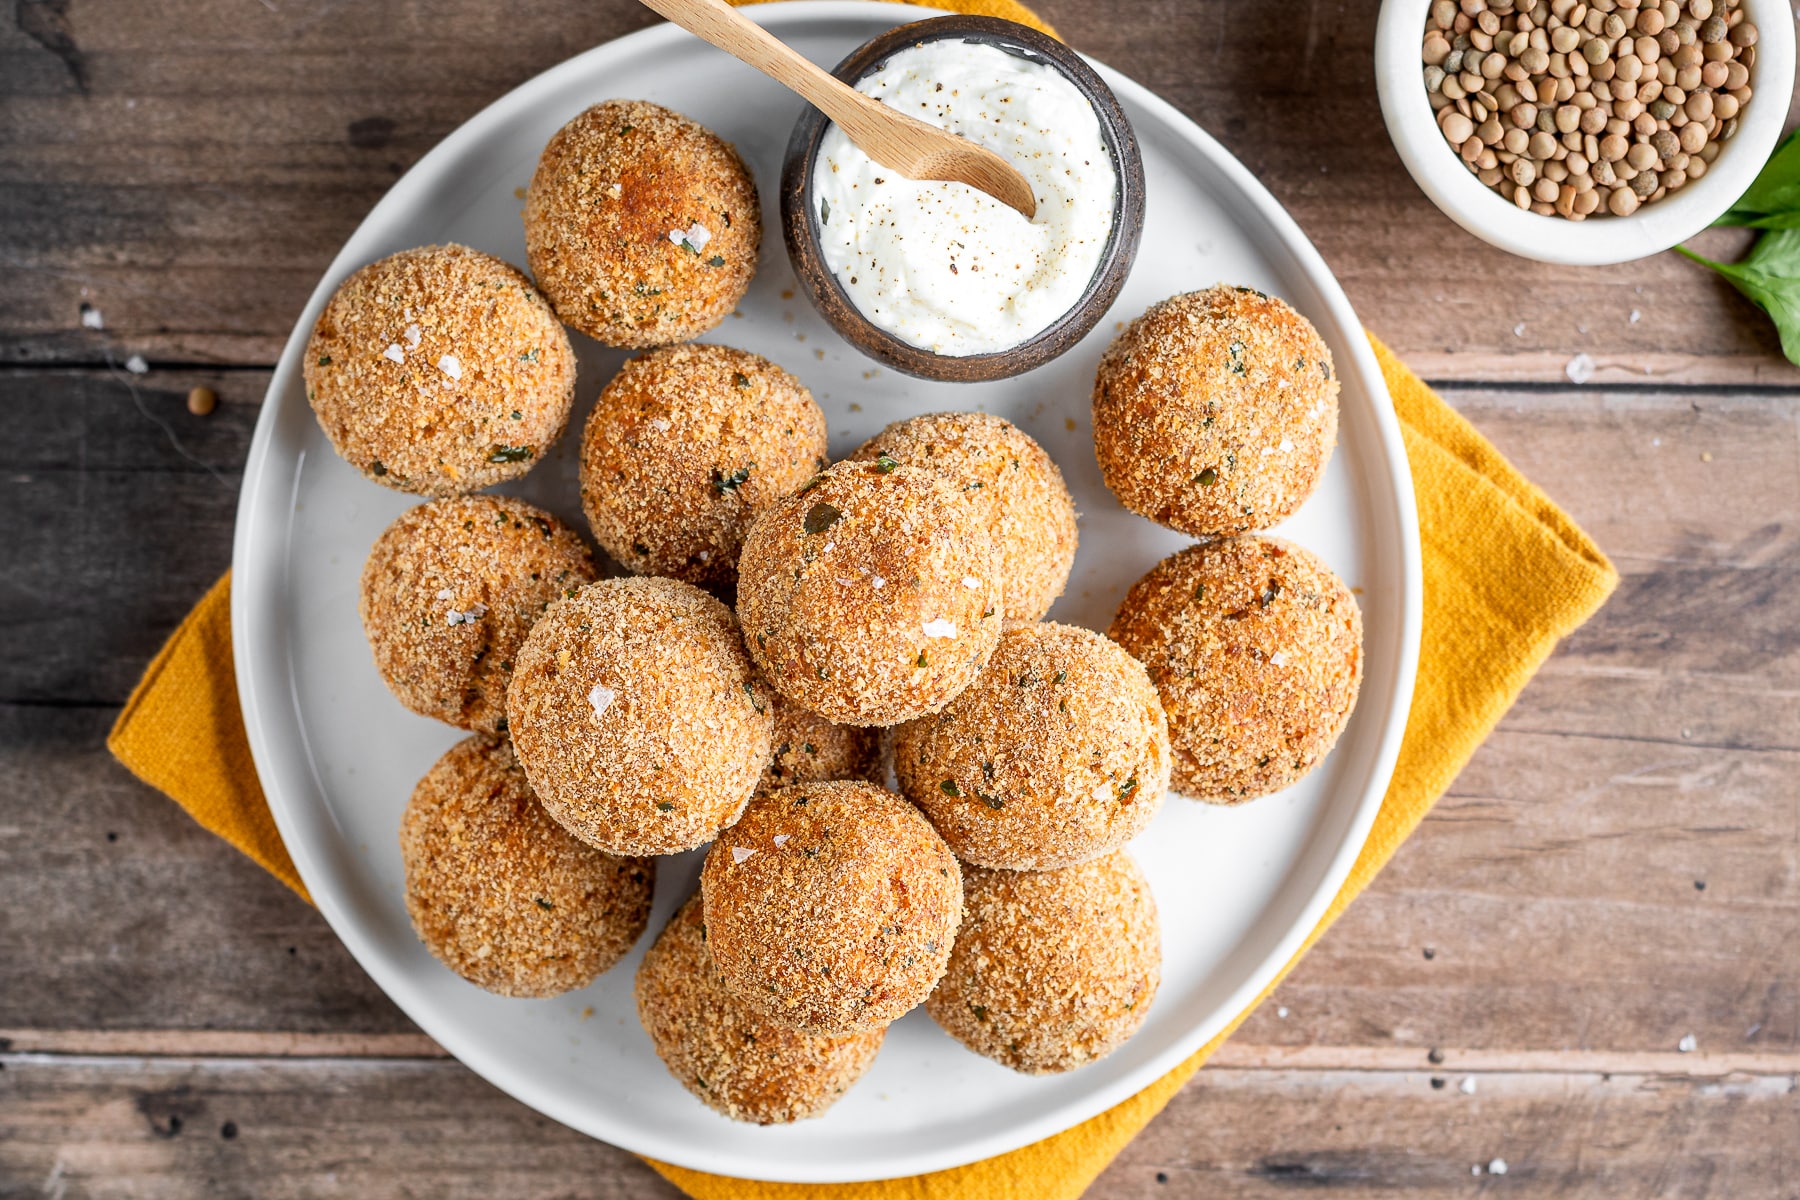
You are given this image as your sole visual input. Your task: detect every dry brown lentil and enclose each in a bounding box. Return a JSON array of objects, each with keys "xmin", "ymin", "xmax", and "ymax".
[
  {"xmin": 1422, "ymin": 0, "xmax": 1754, "ymax": 219},
  {"xmin": 186, "ymin": 386, "xmax": 217, "ymax": 416}
]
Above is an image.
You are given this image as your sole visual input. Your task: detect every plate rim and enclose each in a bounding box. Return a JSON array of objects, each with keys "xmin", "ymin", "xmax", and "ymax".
[{"xmin": 231, "ymin": 1, "xmax": 1423, "ymax": 1181}]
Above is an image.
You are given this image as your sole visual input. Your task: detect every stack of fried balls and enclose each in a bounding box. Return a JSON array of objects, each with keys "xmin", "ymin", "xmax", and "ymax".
[{"xmin": 310, "ymin": 100, "xmax": 1362, "ymax": 1125}]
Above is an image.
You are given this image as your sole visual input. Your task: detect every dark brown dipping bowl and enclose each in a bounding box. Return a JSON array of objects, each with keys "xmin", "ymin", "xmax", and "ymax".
[{"xmin": 780, "ymin": 16, "xmax": 1145, "ymax": 383}]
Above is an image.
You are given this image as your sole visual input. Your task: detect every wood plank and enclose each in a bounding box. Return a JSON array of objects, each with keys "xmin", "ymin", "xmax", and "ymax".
[
  {"xmin": 1099, "ymin": 1062, "xmax": 1800, "ymax": 1198},
  {"xmin": 0, "ymin": 1056, "xmax": 681, "ymax": 1200},
  {"xmin": 0, "ymin": 705, "xmax": 407, "ymax": 1035},
  {"xmin": 0, "ymin": 368, "xmax": 253, "ymax": 703},
  {"xmin": 3, "ymin": 0, "xmax": 1798, "ymax": 381},
  {"xmin": 1, "ymin": 1054, "xmax": 1792, "ymax": 1198},
  {"xmin": 8, "ymin": 1027, "xmax": 1796, "ymax": 1078}
]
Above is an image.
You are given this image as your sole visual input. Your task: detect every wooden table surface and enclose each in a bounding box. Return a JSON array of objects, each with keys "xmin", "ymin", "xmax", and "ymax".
[{"xmin": 4, "ymin": 0, "xmax": 1797, "ymax": 1195}]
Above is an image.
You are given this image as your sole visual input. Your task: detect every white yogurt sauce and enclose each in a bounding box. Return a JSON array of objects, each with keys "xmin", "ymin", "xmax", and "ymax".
[{"xmin": 812, "ymin": 40, "xmax": 1116, "ymax": 356}]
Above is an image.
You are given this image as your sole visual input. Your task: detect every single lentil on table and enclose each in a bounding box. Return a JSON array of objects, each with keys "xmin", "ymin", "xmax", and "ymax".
[{"xmin": 1422, "ymin": 0, "xmax": 1758, "ymax": 219}]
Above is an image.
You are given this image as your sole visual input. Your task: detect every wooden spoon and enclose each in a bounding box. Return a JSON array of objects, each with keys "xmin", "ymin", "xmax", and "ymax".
[{"xmin": 638, "ymin": 0, "xmax": 1038, "ymax": 219}]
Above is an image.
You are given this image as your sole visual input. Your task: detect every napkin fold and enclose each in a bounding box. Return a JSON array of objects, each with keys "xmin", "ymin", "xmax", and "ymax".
[{"xmin": 108, "ymin": 333, "xmax": 1616, "ymax": 1198}]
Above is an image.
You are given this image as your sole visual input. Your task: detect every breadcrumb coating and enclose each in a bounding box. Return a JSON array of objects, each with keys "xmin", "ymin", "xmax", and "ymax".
[
  {"xmin": 736, "ymin": 460, "xmax": 1003, "ymax": 727},
  {"xmin": 359, "ymin": 495, "xmax": 597, "ymax": 734},
  {"xmin": 894, "ymin": 622, "xmax": 1169, "ymax": 870},
  {"xmin": 581, "ymin": 343, "xmax": 827, "ymax": 587},
  {"xmin": 926, "ymin": 852, "xmax": 1159, "ymax": 1074},
  {"xmin": 700, "ymin": 781, "xmax": 962, "ymax": 1035},
  {"xmin": 1107, "ymin": 536, "xmax": 1362, "ymax": 803},
  {"xmin": 850, "ymin": 412, "xmax": 1077, "ymax": 622},
  {"xmin": 507, "ymin": 576, "xmax": 773, "ymax": 855},
  {"xmin": 1092, "ymin": 286, "xmax": 1337, "ymax": 536},
  {"xmin": 525, "ymin": 100, "xmax": 759, "ymax": 348},
  {"xmin": 400, "ymin": 735, "xmax": 654, "ymax": 998},
  {"xmin": 635, "ymin": 895, "xmax": 884, "ymax": 1124},
  {"xmin": 756, "ymin": 687, "xmax": 883, "ymax": 799},
  {"xmin": 304, "ymin": 243, "xmax": 575, "ymax": 495}
]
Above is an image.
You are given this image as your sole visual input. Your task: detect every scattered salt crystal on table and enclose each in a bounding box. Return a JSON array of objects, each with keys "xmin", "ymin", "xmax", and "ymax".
[
  {"xmin": 731, "ymin": 846, "xmax": 756, "ymax": 864},
  {"xmin": 438, "ymin": 354, "xmax": 462, "ymax": 380},
  {"xmin": 922, "ymin": 619, "xmax": 956, "ymax": 639},
  {"xmin": 1512, "ymin": 322, "xmax": 1525, "ymax": 338},
  {"xmin": 1276, "ymin": 1006, "xmax": 1289, "ymax": 1019},
  {"xmin": 588, "ymin": 684, "xmax": 615, "ymax": 718},
  {"xmin": 1565, "ymin": 353, "xmax": 1595, "ymax": 385},
  {"xmin": 125, "ymin": 354, "xmax": 148, "ymax": 374},
  {"xmin": 81, "ymin": 306, "xmax": 104, "ymax": 330},
  {"xmin": 1678, "ymin": 1034, "xmax": 1697, "ymax": 1053},
  {"xmin": 1460, "ymin": 1076, "xmax": 1478, "ymax": 1094},
  {"xmin": 1488, "ymin": 1159, "xmax": 1508, "ymax": 1176},
  {"xmin": 1629, "ymin": 310, "xmax": 1641, "ymax": 325},
  {"xmin": 383, "ymin": 344, "xmax": 405, "ymax": 364}
]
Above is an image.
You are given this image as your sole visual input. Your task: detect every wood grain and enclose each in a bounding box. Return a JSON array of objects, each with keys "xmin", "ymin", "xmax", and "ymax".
[
  {"xmin": 2, "ymin": 1054, "xmax": 1793, "ymax": 1199},
  {"xmin": 3, "ymin": 0, "xmax": 1798, "ymax": 380}
]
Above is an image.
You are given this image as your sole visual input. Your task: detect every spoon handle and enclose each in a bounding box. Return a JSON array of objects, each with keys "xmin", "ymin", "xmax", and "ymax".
[
  {"xmin": 638, "ymin": 0, "xmax": 886, "ymax": 137},
  {"xmin": 637, "ymin": 0, "xmax": 1038, "ymax": 218}
]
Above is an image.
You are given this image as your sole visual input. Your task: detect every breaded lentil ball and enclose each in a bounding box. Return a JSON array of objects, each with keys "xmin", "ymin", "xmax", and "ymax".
[
  {"xmin": 400, "ymin": 735, "xmax": 654, "ymax": 998},
  {"xmin": 736, "ymin": 460, "xmax": 1003, "ymax": 727},
  {"xmin": 359, "ymin": 495, "xmax": 597, "ymax": 734},
  {"xmin": 849, "ymin": 412, "xmax": 1077, "ymax": 622},
  {"xmin": 635, "ymin": 895, "xmax": 885, "ymax": 1124},
  {"xmin": 894, "ymin": 622, "xmax": 1169, "ymax": 871},
  {"xmin": 926, "ymin": 852, "xmax": 1159, "ymax": 1075},
  {"xmin": 304, "ymin": 243, "xmax": 575, "ymax": 495},
  {"xmin": 580, "ymin": 343, "xmax": 827, "ymax": 587},
  {"xmin": 525, "ymin": 100, "xmax": 759, "ymax": 348},
  {"xmin": 1107, "ymin": 536, "xmax": 1362, "ymax": 804},
  {"xmin": 1092, "ymin": 286, "xmax": 1338, "ymax": 536},
  {"xmin": 699, "ymin": 781, "xmax": 963, "ymax": 1035},
  {"xmin": 507, "ymin": 576, "xmax": 773, "ymax": 855},
  {"xmin": 757, "ymin": 688, "xmax": 884, "ymax": 799}
]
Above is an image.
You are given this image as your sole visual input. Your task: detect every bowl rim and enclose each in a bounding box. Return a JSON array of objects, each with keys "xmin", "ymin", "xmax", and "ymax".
[
  {"xmin": 1374, "ymin": 0, "xmax": 1795, "ymax": 265},
  {"xmin": 780, "ymin": 13, "xmax": 1147, "ymax": 380}
]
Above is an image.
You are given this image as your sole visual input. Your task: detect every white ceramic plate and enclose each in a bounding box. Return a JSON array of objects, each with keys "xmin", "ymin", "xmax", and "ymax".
[{"xmin": 232, "ymin": 3, "xmax": 1421, "ymax": 1182}]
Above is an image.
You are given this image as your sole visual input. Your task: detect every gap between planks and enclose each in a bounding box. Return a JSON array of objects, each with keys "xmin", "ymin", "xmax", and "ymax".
[{"xmin": 3, "ymin": 1029, "xmax": 1793, "ymax": 1078}]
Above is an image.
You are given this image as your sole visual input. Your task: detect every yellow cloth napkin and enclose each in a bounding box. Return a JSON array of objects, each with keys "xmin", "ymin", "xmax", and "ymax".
[{"xmin": 108, "ymin": 334, "xmax": 1616, "ymax": 1198}]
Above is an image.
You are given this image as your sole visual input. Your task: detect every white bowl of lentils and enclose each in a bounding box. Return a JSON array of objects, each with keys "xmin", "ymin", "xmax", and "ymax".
[{"xmin": 1376, "ymin": 0, "xmax": 1793, "ymax": 264}]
